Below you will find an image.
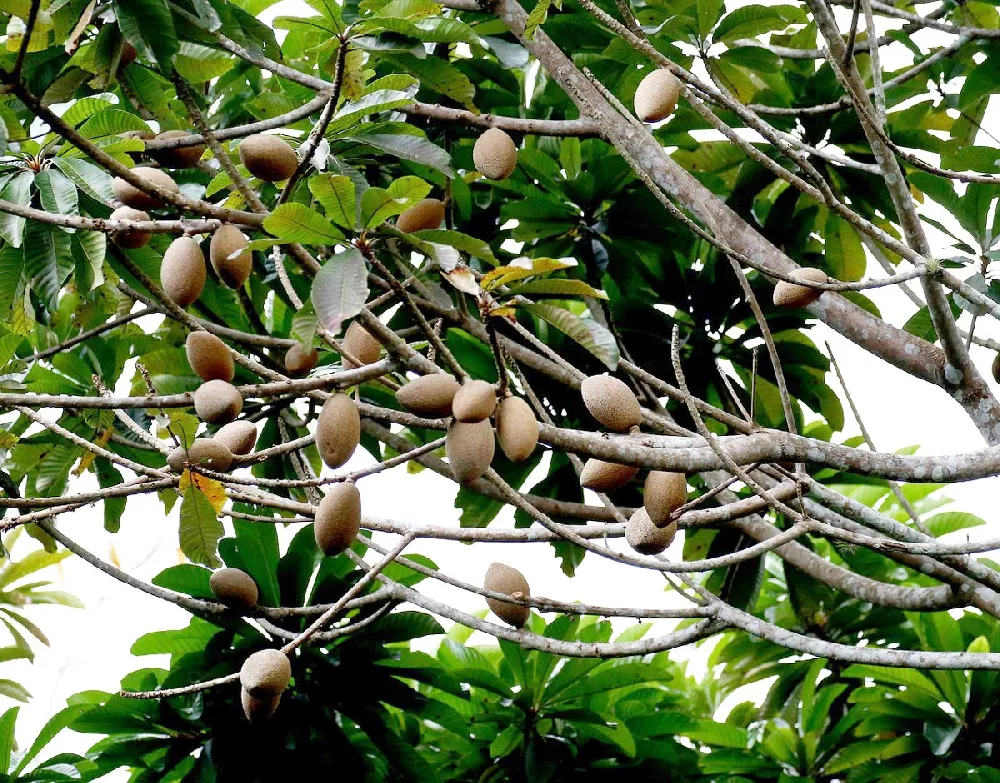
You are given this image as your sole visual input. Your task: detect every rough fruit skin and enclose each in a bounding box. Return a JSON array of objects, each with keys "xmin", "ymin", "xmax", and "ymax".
[
  {"xmin": 209, "ymin": 224, "xmax": 252, "ymax": 289},
  {"xmin": 396, "ymin": 198, "xmax": 445, "ymax": 233},
  {"xmin": 644, "ymin": 471, "xmax": 687, "ymax": 527},
  {"xmin": 109, "ymin": 206, "xmax": 151, "ymax": 249},
  {"xmin": 240, "ymin": 649, "xmax": 291, "ymax": 697},
  {"xmin": 214, "ymin": 420, "xmax": 257, "ymax": 456},
  {"xmin": 167, "ymin": 438, "xmax": 234, "ymax": 472},
  {"xmin": 210, "ymin": 567, "xmax": 259, "ymax": 610},
  {"xmin": 112, "ymin": 167, "xmax": 178, "ymax": 210},
  {"xmin": 580, "ymin": 458, "xmax": 638, "ymax": 493},
  {"xmin": 151, "ymin": 130, "xmax": 206, "ymax": 169},
  {"xmin": 634, "ymin": 69, "xmax": 681, "ymax": 123},
  {"xmin": 194, "ymin": 379, "xmax": 243, "ymax": 425},
  {"xmin": 446, "ymin": 420, "xmax": 495, "ymax": 484},
  {"xmin": 316, "ymin": 393, "xmax": 360, "ymax": 469},
  {"xmin": 242, "ymin": 688, "xmax": 280, "ymax": 723},
  {"xmin": 496, "ymin": 396, "xmax": 538, "ymax": 462},
  {"xmin": 185, "ymin": 331, "xmax": 234, "ymax": 382},
  {"xmin": 772, "ymin": 267, "xmax": 828, "ymax": 309},
  {"xmin": 239, "ymin": 134, "xmax": 298, "ymax": 181},
  {"xmin": 993, "ymin": 353, "xmax": 1000, "ymax": 385},
  {"xmin": 396, "ymin": 374, "xmax": 461, "ymax": 417},
  {"xmin": 284, "ymin": 344, "xmax": 318, "ymax": 377},
  {"xmin": 484, "ymin": 562, "xmax": 530, "ymax": 628},
  {"xmin": 473, "ymin": 128, "xmax": 517, "ymax": 180},
  {"xmin": 161, "ymin": 236, "xmax": 206, "ymax": 308},
  {"xmin": 314, "ymin": 482, "xmax": 362, "ymax": 555},
  {"xmin": 342, "ymin": 321, "xmax": 381, "ymax": 368},
  {"xmin": 580, "ymin": 375, "xmax": 642, "ymax": 432},
  {"xmin": 626, "ymin": 508, "xmax": 677, "ymax": 555},
  {"xmin": 452, "ymin": 379, "xmax": 497, "ymax": 423},
  {"xmin": 119, "ymin": 42, "xmax": 137, "ymax": 69}
]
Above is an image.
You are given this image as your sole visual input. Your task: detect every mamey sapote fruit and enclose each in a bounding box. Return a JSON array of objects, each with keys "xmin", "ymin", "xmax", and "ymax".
[
  {"xmin": 993, "ymin": 353, "xmax": 1000, "ymax": 384},
  {"xmin": 194, "ymin": 379, "xmax": 243, "ymax": 425},
  {"xmin": 316, "ymin": 393, "xmax": 360, "ymax": 469},
  {"xmin": 167, "ymin": 438, "xmax": 234, "ymax": 473},
  {"xmin": 161, "ymin": 236, "xmax": 206, "ymax": 308},
  {"xmin": 185, "ymin": 331, "xmax": 234, "ymax": 382},
  {"xmin": 473, "ymin": 128, "xmax": 517, "ymax": 180},
  {"xmin": 446, "ymin": 420, "xmax": 495, "ymax": 484},
  {"xmin": 452, "ymin": 379, "xmax": 497, "ymax": 423},
  {"xmin": 113, "ymin": 167, "xmax": 178, "ymax": 210},
  {"xmin": 210, "ymin": 568, "xmax": 259, "ymax": 610},
  {"xmin": 284, "ymin": 344, "xmax": 318, "ymax": 377},
  {"xmin": 239, "ymin": 134, "xmax": 297, "ymax": 181},
  {"xmin": 484, "ymin": 563, "xmax": 530, "ymax": 628},
  {"xmin": 241, "ymin": 689, "xmax": 280, "ymax": 723},
  {"xmin": 772, "ymin": 268, "xmax": 829, "ymax": 308},
  {"xmin": 240, "ymin": 649, "xmax": 291, "ymax": 697},
  {"xmin": 395, "ymin": 374, "xmax": 461, "ymax": 418},
  {"xmin": 396, "ymin": 198, "xmax": 445, "ymax": 233},
  {"xmin": 626, "ymin": 508, "xmax": 678, "ymax": 555},
  {"xmin": 644, "ymin": 471, "xmax": 687, "ymax": 526},
  {"xmin": 580, "ymin": 375, "xmax": 642, "ymax": 432},
  {"xmin": 214, "ymin": 420, "xmax": 257, "ymax": 456},
  {"xmin": 209, "ymin": 225, "xmax": 252, "ymax": 289},
  {"xmin": 151, "ymin": 130, "xmax": 206, "ymax": 169},
  {"xmin": 634, "ymin": 69, "xmax": 681, "ymax": 123},
  {"xmin": 119, "ymin": 42, "xmax": 137, "ymax": 69},
  {"xmin": 580, "ymin": 458, "xmax": 638, "ymax": 493},
  {"xmin": 496, "ymin": 395, "xmax": 538, "ymax": 462},
  {"xmin": 314, "ymin": 482, "xmax": 361, "ymax": 555},
  {"xmin": 341, "ymin": 321, "xmax": 381, "ymax": 368},
  {"xmin": 109, "ymin": 206, "xmax": 150, "ymax": 249}
]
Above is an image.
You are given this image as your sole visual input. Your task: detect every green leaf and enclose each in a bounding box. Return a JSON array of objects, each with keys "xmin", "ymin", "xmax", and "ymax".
[
  {"xmin": 713, "ymin": 4, "xmax": 805, "ymax": 43},
  {"xmin": 924, "ymin": 510, "xmax": 985, "ymax": 538},
  {"xmin": 310, "ymin": 173, "xmax": 356, "ymax": 230},
  {"xmin": 77, "ymin": 109, "xmax": 150, "ymax": 141},
  {"xmin": 34, "ymin": 169, "xmax": 78, "ymax": 221},
  {"xmin": 23, "ymin": 221, "xmax": 73, "ymax": 312},
  {"xmin": 178, "ymin": 482, "xmax": 223, "ymax": 568},
  {"xmin": 523, "ymin": 303, "xmax": 620, "ymax": 369},
  {"xmin": 263, "ymin": 203, "xmax": 345, "ymax": 245},
  {"xmin": 115, "ymin": 0, "xmax": 179, "ymax": 67},
  {"xmin": 345, "ymin": 132, "xmax": 454, "ymax": 177},
  {"xmin": 52, "ymin": 157, "xmax": 113, "ymax": 204},
  {"xmin": 525, "ymin": 0, "xmax": 553, "ymax": 39},
  {"xmin": 311, "ymin": 247, "xmax": 369, "ymax": 334},
  {"xmin": 174, "ymin": 42, "xmax": 235, "ymax": 82},
  {"xmin": 0, "ymin": 706, "xmax": 17, "ymax": 771},
  {"xmin": 14, "ymin": 703, "xmax": 92, "ymax": 773},
  {"xmin": 0, "ymin": 171, "xmax": 33, "ymax": 248},
  {"xmin": 507, "ymin": 278, "xmax": 608, "ymax": 299},
  {"xmin": 825, "ymin": 215, "xmax": 866, "ymax": 282},
  {"xmin": 410, "ymin": 229, "xmax": 497, "ymax": 265}
]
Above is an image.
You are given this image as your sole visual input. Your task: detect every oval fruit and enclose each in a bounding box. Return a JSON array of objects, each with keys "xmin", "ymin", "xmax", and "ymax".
[
  {"xmin": 473, "ymin": 128, "xmax": 517, "ymax": 180},
  {"xmin": 496, "ymin": 395, "xmax": 538, "ymax": 462},
  {"xmin": 314, "ymin": 482, "xmax": 361, "ymax": 555},
  {"xmin": 119, "ymin": 42, "xmax": 137, "ymax": 69},
  {"xmin": 166, "ymin": 438, "xmax": 234, "ymax": 473},
  {"xmin": 625, "ymin": 508, "xmax": 678, "ymax": 555},
  {"xmin": 284, "ymin": 344, "xmax": 318, "ymax": 377},
  {"xmin": 193, "ymin": 379, "xmax": 243, "ymax": 425},
  {"xmin": 113, "ymin": 166, "xmax": 178, "ymax": 210},
  {"xmin": 395, "ymin": 374, "xmax": 461, "ymax": 418},
  {"xmin": 209, "ymin": 224, "xmax": 252, "ymax": 289},
  {"xmin": 341, "ymin": 321, "xmax": 381, "ymax": 368},
  {"xmin": 446, "ymin": 420, "xmax": 495, "ymax": 484},
  {"xmin": 579, "ymin": 458, "xmax": 638, "ymax": 493},
  {"xmin": 452, "ymin": 379, "xmax": 497, "ymax": 423},
  {"xmin": 109, "ymin": 206, "xmax": 151, "ymax": 249},
  {"xmin": 316, "ymin": 393, "xmax": 360, "ymax": 469},
  {"xmin": 993, "ymin": 353, "xmax": 1000, "ymax": 385},
  {"xmin": 161, "ymin": 236, "xmax": 206, "ymax": 308},
  {"xmin": 214, "ymin": 420, "xmax": 257, "ymax": 456},
  {"xmin": 484, "ymin": 562, "xmax": 530, "ymax": 628},
  {"xmin": 239, "ymin": 134, "xmax": 298, "ymax": 182},
  {"xmin": 151, "ymin": 130, "xmax": 206, "ymax": 169},
  {"xmin": 644, "ymin": 471, "xmax": 687, "ymax": 526},
  {"xmin": 396, "ymin": 198, "xmax": 445, "ymax": 233},
  {"xmin": 634, "ymin": 69, "xmax": 681, "ymax": 123},
  {"xmin": 772, "ymin": 268, "xmax": 828, "ymax": 309},
  {"xmin": 580, "ymin": 375, "xmax": 642, "ymax": 432},
  {"xmin": 239, "ymin": 649, "xmax": 291, "ymax": 697},
  {"xmin": 210, "ymin": 567, "xmax": 259, "ymax": 610},
  {"xmin": 241, "ymin": 688, "xmax": 280, "ymax": 723},
  {"xmin": 185, "ymin": 331, "xmax": 234, "ymax": 382}
]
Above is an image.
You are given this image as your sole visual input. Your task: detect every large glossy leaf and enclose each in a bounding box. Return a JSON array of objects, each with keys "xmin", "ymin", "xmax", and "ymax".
[
  {"xmin": 178, "ymin": 482, "xmax": 223, "ymax": 568},
  {"xmin": 523, "ymin": 303, "xmax": 620, "ymax": 369},
  {"xmin": 311, "ymin": 247, "xmax": 368, "ymax": 334}
]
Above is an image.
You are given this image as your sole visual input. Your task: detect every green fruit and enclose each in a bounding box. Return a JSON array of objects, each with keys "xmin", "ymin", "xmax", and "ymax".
[
  {"xmin": 634, "ymin": 69, "xmax": 681, "ymax": 123},
  {"xmin": 396, "ymin": 198, "xmax": 445, "ymax": 233},
  {"xmin": 772, "ymin": 268, "xmax": 828, "ymax": 308},
  {"xmin": 316, "ymin": 393, "xmax": 360, "ymax": 469},
  {"xmin": 239, "ymin": 649, "xmax": 291, "ymax": 697},
  {"xmin": 209, "ymin": 224, "xmax": 252, "ymax": 289},
  {"xmin": 643, "ymin": 471, "xmax": 686, "ymax": 526},
  {"xmin": 395, "ymin": 374, "xmax": 461, "ymax": 417},
  {"xmin": 161, "ymin": 236, "xmax": 206, "ymax": 308},
  {"xmin": 209, "ymin": 567, "xmax": 259, "ymax": 610},
  {"xmin": 284, "ymin": 344, "xmax": 318, "ymax": 377},
  {"xmin": 193, "ymin": 379, "xmax": 243, "ymax": 425},
  {"xmin": 185, "ymin": 331, "xmax": 234, "ymax": 382},
  {"xmin": 151, "ymin": 130, "xmax": 205, "ymax": 169},
  {"xmin": 580, "ymin": 375, "xmax": 642, "ymax": 432},
  {"xmin": 579, "ymin": 458, "xmax": 638, "ymax": 492},
  {"xmin": 452, "ymin": 379, "xmax": 497, "ymax": 423},
  {"xmin": 214, "ymin": 420, "xmax": 257, "ymax": 456},
  {"xmin": 109, "ymin": 206, "xmax": 151, "ymax": 249},
  {"xmin": 484, "ymin": 562, "xmax": 530, "ymax": 628},
  {"xmin": 473, "ymin": 128, "xmax": 517, "ymax": 180},
  {"xmin": 446, "ymin": 420, "xmax": 495, "ymax": 484},
  {"xmin": 314, "ymin": 482, "xmax": 361, "ymax": 555},
  {"xmin": 112, "ymin": 166, "xmax": 178, "ymax": 210},
  {"xmin": 496, "ymin": 396, "xmax": 538, "ymax": 462},
  {"xmin": 239, "ymin": 134, "xmax": 298, "ymax": 181},
  {"xmin": 625, "ymin": 508, "xmax": 677, "ymax": 555}
]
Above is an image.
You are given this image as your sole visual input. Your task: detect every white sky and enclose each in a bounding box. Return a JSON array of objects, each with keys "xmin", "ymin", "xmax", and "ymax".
[{"xmin": 5, "ymin": 0, "xmax": 1000, "ymax": 773}]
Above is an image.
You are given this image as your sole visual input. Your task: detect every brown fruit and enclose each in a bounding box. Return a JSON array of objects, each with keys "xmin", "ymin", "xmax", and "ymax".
[
  {"xmin": 239, "ymin": 134, "xmax": 298, "ymax": 182},
  {"xmin": 395, "ymin": 374, "xmax": 461, "ymax": 418},
  {"xmin": 185, "ymin": 331, "xmax": 234, "ymax": 382},
  {"xmin": 473, "ymin": 128, "xmax": 517, "ymax": 180},
  {"xmin": 993, "ymin": 353, "xmax": 1000, "ymax": 385},
  {"xmin": 644, "ymin": 471, "xmax": 687, "ymax": 527},
  {"xmin": 580, "ymin": 458, "xmax": 638, "ymax": 493},
  {"xmin": 109, "ymin": 206, "xmax": 151, "ymax": 249},
  {"xmin": 166, "ymin": 438, "xmax": 234, "ymax": 473},
  {"xmin": 634, "ymin": 69, "xmax": 681, "ymax": 123},
  {"xmin": 119, "ymin": 42, "xmax": 138, "ymax": 69},
  {"xmin": 151, "ymin": 130, "xmax": 206, "ymax": 169},
  {"xmin": 452, "ymin": 379, "xmax": 497, "ymax": 423},
  {"xmin": 210, "ymin": 567, "xmax": 259, "ymax": 610},
  {"xmin": 625, "ymin": 507, "xmax": 677, "ymax": 555},
  {"xmin": 239, "ymin": 649, "xmax": 291, "ymax": 697},
  {"xmin": 314, "ymin": 482, "xmax": 361, "ymax": 555},
  {"xmin": 194, "ymin": 379, "xmax": 243, "ymax": 425},
  {"xmin": 316, "ymin": 393, "xmax": 360, "ymax": 469},
  {"xmin": 284, "ymin": 344, "xmax": 318, "ymax": 377},
  {"xmin": 241, "ymin": 688, "xmax": 280, "ymax": 723},
  {"xmin": 209, "ymin": 224, "xmax": 252, "ymax": 289},
  {"xmin": 161, "ymin": 236, "xmax": 206, "ymax": 308},
  {"xmin": 341, "ymin": 321, "xmax": 381, "ymax": 368},
  {"xmin": 214, "ymin": 420, "xmax": 257, "ymax": 456},
  {"xmin": 112, "ymin": 166, "xmax": 178, "ymax": 210},
  {"xmin": 496, "ymin": 396, "xmax": 538, "ymax": 463},
  {"xmin": 396, "ymin": 198, "xmax": 445, "ymax": 233},
  {"xmin": 772, "ymin": 268, "xmax": 829, "ymax": 309},
  {"xmin": 446, "ymin": 420, "xmax": 495, "ymax": 484},
  {"xmin": 484, "ymin": 562, "xmax": 530, "ymax": 628},
  {"xmin": 580, "ymin": 375, "xmax": 642, "ymax": 432}
]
